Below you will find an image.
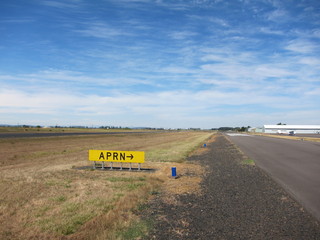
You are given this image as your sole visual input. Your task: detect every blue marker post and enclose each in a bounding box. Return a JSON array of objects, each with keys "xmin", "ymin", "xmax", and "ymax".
[
  {"xmin": 171, "ymin": 167, "xmax": 177, "ymax": 178},
  {"xmin": 203, "ymin": 143, "xmax": 207, "ymax": 148}
]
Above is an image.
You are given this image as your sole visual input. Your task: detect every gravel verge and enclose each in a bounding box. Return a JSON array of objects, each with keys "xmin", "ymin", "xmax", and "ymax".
[{"xmin": 142, "ymin": 134, "xmax": 320, "ymax": 239}]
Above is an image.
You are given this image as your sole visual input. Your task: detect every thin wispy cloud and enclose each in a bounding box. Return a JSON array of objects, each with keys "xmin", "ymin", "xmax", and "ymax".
[
  {"xmin": 75, "ymin": 22, "xmax": 133, "ymax": 39},
  {"xmin": 169, "ymin": 30, "xmax": 198, "ymax": 40},
  {"xmin": 259, "ymin": 27, "xmax": 284, "ymax": 35},
  {"xmin": 285, "ymin": 39, "xmax": 318, "ymax": 54},
  {"xmin": 41, "ymin": 0, "xmax": 83, "ymax": 9},
  {"xmin": 266, "ymin": 9, "xmax": 288, "ymax": 22}
]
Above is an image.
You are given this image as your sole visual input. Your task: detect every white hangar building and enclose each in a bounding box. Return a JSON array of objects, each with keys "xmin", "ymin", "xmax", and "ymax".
[{"xmin": 263, "ymin": 125, "xmax": 320, "ymax": 134}]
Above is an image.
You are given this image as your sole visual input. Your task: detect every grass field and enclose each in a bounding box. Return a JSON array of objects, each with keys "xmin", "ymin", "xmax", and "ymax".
[
  {"xmin": 0, "ymin": 126, "xmax": 150, "ymax": 133},
  {"xmin": 0, "ymin": 131, "xmax": 214, "ymax": 239}
]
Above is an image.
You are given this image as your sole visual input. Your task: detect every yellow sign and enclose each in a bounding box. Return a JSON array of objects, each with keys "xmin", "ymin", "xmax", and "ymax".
[{"xmin": 89, "ymin": 150, "xmax": 145, "ymax": 163}]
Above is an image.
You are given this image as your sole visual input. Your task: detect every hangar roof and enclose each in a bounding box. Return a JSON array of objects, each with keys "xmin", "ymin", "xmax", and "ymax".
[{"xmin": 263, "ymin": 125, "xmax": 320, "ymax": 130}]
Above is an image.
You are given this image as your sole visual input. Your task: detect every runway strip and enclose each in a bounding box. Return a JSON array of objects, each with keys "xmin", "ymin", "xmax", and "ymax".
[
  {"xmin": 227, "ymin": 133, "xmax": 320, "ymax": 221},
  {"xmin": 142, "ymin": 134, "xmax": 320, "ymax": 239}
]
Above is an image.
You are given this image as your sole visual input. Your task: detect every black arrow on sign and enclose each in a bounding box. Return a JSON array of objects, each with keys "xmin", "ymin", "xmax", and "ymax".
[{"xmin": 126, "ymin": 154, "xmax": 134, "ymax": 160}]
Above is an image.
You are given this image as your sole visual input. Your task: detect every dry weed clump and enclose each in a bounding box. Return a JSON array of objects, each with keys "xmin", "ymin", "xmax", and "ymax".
[{"xmin": 0, "ymin": 131, "xmax": 214, "ymax": 239}]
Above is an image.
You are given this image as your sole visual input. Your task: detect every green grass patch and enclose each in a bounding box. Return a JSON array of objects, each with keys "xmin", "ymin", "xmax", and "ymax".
[
  {"xmin": 146, "ymin": 133, "xmax": 212, "ymax": 163},
  {"xmin": 38, "ymin": 209, "xmax": 92, "ymax": 235},
  {"xmin": 62, "ymin": 202, "xmax": 79, "ymax": 214},
  {"xmin": 35, "ymin": 206, "xmax": 51, "ymax": 217},
  {"xmin": 136, "ymin": 203, "xmax": 149, "ymax": 211},
  {"xmin": 86, "ymin": 198, "xmax": 114, "ymax": 213},
  {"xmin": 125, "ymin": 182, "xmax": 146, "ymax": 191},
  {"xmin": 241, "ymin": 159, "xmax": 255, "ymax": 166},
  {"xmin": 116, "ymin": 219, "xmax": 153, "ymax": 240},
  {"xmin": 36, "ymin": 197, "xmax": 115, "ymax": 236},
  {"xmin": 59, "ymin": 213, "xmax": 95, "ymax": 235},
  {"xmin": 45, "ymin": 179, "xmax": 72, "ymax": 188},
  {"xmin": 51, "ymin": 195, "xmax": 67, "ymax": 202},
  {"xmin": 106, "ymin": 176, "xmax": 146, "ymax": 183}
]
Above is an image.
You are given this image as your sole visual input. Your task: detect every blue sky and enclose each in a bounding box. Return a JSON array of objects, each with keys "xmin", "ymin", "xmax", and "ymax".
[{"xmin": 1, "ymin": 0, "xmax": 319, "ymax": 128}]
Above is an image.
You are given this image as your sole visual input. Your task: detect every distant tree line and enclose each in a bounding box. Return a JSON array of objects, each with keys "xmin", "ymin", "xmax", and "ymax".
[
  {"xmin": 99, "ymin": 126, "xmax": 167, "ymax": 130},
  {"xmin": 212, "ymin": 126, "xmax": 251, "ymax": 132},
  {"xmin": 1, "ymin": 124, "xmax": 168, "ymax": 130},
  {"xmin": 99, "ymin": 126, "xmax": 130, "ymax": 129}
]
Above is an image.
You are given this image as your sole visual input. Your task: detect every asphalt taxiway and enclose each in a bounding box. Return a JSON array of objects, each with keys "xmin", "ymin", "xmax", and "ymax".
[{"xmin": 227, "ymin": 133, "xmax": 320, "ymax": 221}]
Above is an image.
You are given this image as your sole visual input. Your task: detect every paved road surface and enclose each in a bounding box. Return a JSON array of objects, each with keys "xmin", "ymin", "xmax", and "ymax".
[
  {"xmin": 226, "ymin": 133, "xmax": 320, "ymax": 221},
  {"xmin": 143, "ymin": 135, "xmax": 320, "ymax": 239},
  {"xmin": 268, "ymin": 133, "xmax": 320, "ymax": 138}
]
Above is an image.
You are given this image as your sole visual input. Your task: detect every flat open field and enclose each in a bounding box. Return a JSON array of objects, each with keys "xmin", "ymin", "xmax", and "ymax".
[
  {"xmin": 0, "ymin": 127, "xmax": 156, "ymax": 138},
  {"xmin": 0, "ymin": 131, "xmax": 213, "ymax": 239},
  {"xmin": 0, "ymin": 127, "xmax": 144, "ymax": 133}
]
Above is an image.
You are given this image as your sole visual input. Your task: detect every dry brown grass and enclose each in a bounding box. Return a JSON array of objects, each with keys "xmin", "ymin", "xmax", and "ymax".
[
  {"xmin": 0, "ymin": 131, "xmax": 214, "ymax": 239},
  {"xmin": 0, "ymin": 126, "xmax": 148, "ymax": 133}
]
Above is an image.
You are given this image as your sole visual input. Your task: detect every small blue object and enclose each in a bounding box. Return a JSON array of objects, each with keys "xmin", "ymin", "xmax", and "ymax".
[
  {"xmin": 203, "ymin": 143, "xmax": 207, "ymax": 148},
  {"xmin": 171, "ymin": 167, "xmax": 177, "ymax": 177}
]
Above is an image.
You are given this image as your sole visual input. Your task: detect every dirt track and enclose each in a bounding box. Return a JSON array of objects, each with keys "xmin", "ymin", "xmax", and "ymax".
[{"xmin": 142, "ymin": 134, "xmax": 320, "ymax": 239}]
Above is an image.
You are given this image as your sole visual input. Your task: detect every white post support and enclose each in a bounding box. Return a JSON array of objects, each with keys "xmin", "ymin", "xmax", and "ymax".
[
  {"xmin": 110, "ymin": 162, "xmax": 113, "ymax": 170},
  {"xmin": 102, "ymin": 161, "xmax": 105, "ymax": 169}
]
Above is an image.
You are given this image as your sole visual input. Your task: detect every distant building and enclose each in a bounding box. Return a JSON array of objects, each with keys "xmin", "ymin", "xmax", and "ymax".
[
  {"xmin": 263, "ymin": 125, "xmax": 320, "ymax": 134},
  {"xmin": 248, "ymin": 127, "xmax": 263, "ymax": 133}
]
